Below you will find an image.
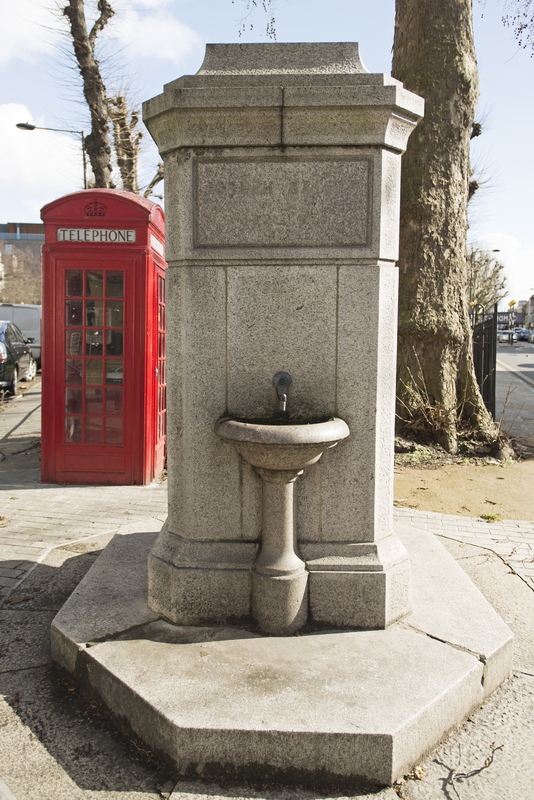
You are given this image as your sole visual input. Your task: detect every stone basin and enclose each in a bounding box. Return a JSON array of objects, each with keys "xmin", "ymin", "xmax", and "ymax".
[
  {"xmin": 215, "ymin": 417, "xmax": 350, "ymax": 473},
  {"xmin": 215, "ymin": 416, "xmax": 350, "ymax": 635}
]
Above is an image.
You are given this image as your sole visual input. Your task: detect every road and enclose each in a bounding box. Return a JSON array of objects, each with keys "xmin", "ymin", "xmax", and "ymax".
[{"xmin": 496, "ymin": 341, "xmax": 534, "ymax": 444}]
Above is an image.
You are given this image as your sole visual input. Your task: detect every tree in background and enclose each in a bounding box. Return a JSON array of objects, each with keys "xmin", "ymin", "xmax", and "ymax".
[
  {"xmin": 467, "ymin": 246, "xmax": 507, "ymax": 310},
  {"xmin": 60, "ymin": 0, "xmax": 163, "ymax": 196},
  {"xmin": 503, "ymin": 0, "xmax": 534, "ymax": 50},
  {"xmin": 233, "ymin": 0, "xmax": 277, "ymax": 38},
  {"xmin": 392, "ymin": 0, "xmax": 497, "ymax": 451}
]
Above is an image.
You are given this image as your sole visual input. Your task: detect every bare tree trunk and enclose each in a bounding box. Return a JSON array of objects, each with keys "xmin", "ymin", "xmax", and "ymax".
[
  {"xmin": 108, "ymin": 96, "xmax": 142, "ymax": 193},
  {"xmin": 62, "ymin": 0, "xmax": 115, "ymax": 188},
  {"xmin": 392, "ymin": 0, "xmax": 496, "ymax": 451}
]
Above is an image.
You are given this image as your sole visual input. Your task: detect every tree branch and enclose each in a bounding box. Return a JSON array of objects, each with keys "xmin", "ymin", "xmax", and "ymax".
[{"xmin": 143, "ymin": 163, "xmax": 164, "ymax": 198}]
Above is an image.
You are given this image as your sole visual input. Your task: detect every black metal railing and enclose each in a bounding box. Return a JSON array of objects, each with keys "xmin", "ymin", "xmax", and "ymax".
[{"xmin": 472, "ymin": 304, "xmax": 497, "ymax": 418}]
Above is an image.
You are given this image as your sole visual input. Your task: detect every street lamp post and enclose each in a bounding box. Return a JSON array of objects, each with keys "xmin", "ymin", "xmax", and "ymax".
[{"xmin": 16, "ymin": 122, "xmax": 87, "ymax": 189}]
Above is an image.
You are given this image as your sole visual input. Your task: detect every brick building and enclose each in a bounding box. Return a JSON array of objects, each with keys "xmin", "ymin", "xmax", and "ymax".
[{"xmin": 0, "ymin": 222, "xmax": 44, "ymax": 304}]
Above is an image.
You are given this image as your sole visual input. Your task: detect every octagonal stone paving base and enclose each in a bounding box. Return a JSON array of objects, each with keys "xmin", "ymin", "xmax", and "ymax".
[{"xmin": 51, "ymin": 523, "xmax": 513, "ymax": 789}]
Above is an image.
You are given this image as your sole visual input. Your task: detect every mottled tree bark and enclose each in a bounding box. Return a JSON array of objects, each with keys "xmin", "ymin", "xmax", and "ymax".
[
  {"xmin": 392, "ymin": 0, "xmax": 496, "ymax": 451},
  {"xmin": 62, "ymin": 0, "xmax": 162, "ymax": 194},
  {"xmin": 108, "ymin": 96, "xmax": 142, "ymax": 193},
  {"xmin": 63, "ymin": 0, "xmax": 115, "ymax": 188}
]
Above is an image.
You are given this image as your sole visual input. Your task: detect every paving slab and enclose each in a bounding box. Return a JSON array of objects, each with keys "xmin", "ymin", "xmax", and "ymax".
[{"xmin": 51, "ymin": 524, "xmax": 512, "ymax": 789}]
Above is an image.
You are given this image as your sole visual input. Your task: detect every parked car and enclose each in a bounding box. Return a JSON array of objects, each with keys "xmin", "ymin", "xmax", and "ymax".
[
  {"xmin": 0, "ymin": 304, "xmax": 42, "ymax": 368},
  {"xmin": 0, "ymin": 321, "xmax": 37, "ymax": 394},
  {"xmin": 497, "ymin": 330, "xmax": 517, "ymax": 343},
  {"xmin": 515, "ymin": 328, "xmax": 531, "ymax": 341}
]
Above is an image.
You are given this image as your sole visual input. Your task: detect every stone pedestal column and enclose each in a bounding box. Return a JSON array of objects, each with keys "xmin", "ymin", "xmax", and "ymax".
[
  {"xmin": 143, "ymin": 43, "xmax": 424, "ymax": 630},
  {"xmin": 252, "ymin": 468, "xmax": 308, "ymax": 635}
]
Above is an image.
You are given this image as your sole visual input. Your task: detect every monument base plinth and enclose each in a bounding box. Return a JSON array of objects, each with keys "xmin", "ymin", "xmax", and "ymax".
[{"xmin": 51, "ymin": 523, "xmax": 513, "ymax": 789}]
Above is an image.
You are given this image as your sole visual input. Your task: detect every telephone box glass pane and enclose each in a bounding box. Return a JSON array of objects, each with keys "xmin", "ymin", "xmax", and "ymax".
[
  {"xmin": 106, "ymin": 272, "xmax": 123, "ymax": 297},
  {"xmin": 65, "ymin": 417, "xmax": 82, "ymax": 443},
  {"xmin": 66, "ymin": 300, "xmax": 83, "ymax": 326},
  {"xmin": 106, "ymin": 360, "xmax": 123, "ymax": 385},
  {"xmin": 86, "ymin": 300, "xmax": 104, "ymax": 327},
  {"xmin": 66, "ymin": 331, "xmax": 82, "ymax": 355},
  {"xmin": 66, "ymin": 270, "xmax": 83, "ymax": 297},
  {"xmin": 86, "ymin": 388, "xmax": 103, "ymax": 414},
  {"xmin": 66, "ymin": 359, "xmax": 82, "ymax": 384},
  {"xmin": 86, "ymin": 360, "xmax": 103, "ymax": 385},
  {"xmin": 106, "ymin": 331, "xmax": 123, "ymax": 357},
  {"xmin": 106, "ymin": 388, "xmax": 122, "ymax": 415},
  {"xmin": 65, "ymin": 387, "xmax": 82, "ymax": 414},
  {"xmin": 106, "ymin": 300, "xmax": 123, "ymax": 327},
  {"xmin": 86, "ymin": 417, "xmax": 103, "ymax": 443},
  {"xmin": 86, "ymin": 271, "xmax": 103, "ymax": 297},
  {"xmin": 106, "ymin": 417, "xmax": 122, "ymax": 444},
  {"xmin": 85, "ymin": 330, "xmax": 103, "ymax": 356}
]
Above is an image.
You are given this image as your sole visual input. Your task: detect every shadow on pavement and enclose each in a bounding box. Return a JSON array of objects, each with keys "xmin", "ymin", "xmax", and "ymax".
[{"xmin": 0, "ymin": 539, "xmax": 174, "ymax": 795}]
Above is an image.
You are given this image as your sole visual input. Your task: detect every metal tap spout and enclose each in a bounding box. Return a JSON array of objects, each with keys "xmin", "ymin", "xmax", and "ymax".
[{"xmin": 273, "ymin": 371, "xmax": 292, "ymax": 414}]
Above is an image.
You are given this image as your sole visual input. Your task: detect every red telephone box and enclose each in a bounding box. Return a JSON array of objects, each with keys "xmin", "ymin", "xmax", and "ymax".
[{"xmin": 40, "ymin": 189, "xmax": 167, "ymax": 485}]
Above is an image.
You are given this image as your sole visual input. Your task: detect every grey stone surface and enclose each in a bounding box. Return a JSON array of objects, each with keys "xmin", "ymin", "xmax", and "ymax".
[
  {"xmin": 2, "ymin": 372, "xmax": 532, "ymax": 798},
  {"xmin": 392, "ymin": 535, "xmax": 534, "ymax": 800},
  {"xmin": 144, "ymin": 43, "xmax": 421, "ymax": 629},
  {"xmin": 149, "ymin": 550, "xmax": 253, "ymax": 625},
  {"xmin": 398, "ymin": 524, "xmax": 514, "ymax": 699},
  {"xmin": 170, "ymin": 782, "xmax": 399, "ymax": 800},
  {"xmin": 196, "ymin": 42, "xmax": 369, "ymax": 75},
  {"xmin": 51, "ymin": 522, "xmax": 512, "ymax": 788},
  {"xmin": 194, "ymin": 158, "xmax": 372, "ymax": 248},
  {"xmin": 52, "ymin": 530, "xmax": 159, "ymax": 674},
  {"xmin": 143, "ymin": 44, "xmax": 424, "ymax": 174},
  {"xmin": 0, "ymin": 779, "xmax": 18, "ymax": 800},
  {"xmin": 0, "ymin": 609, "xmax": 55, "ymax": 672}
]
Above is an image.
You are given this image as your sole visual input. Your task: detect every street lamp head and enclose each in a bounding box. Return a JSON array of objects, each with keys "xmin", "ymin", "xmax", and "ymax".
[{"xmin": 15, "ymin": 121, "xmax": 87, "ymax": 189}]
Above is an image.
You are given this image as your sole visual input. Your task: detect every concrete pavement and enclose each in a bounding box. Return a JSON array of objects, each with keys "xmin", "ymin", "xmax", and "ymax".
[
  {"xmin": 0, "ymin": 379, "xmax": 167, "ymax": 604},
  {"xmin": 0, "ymin": 376, "xmax": 533, "ymax": 798}
]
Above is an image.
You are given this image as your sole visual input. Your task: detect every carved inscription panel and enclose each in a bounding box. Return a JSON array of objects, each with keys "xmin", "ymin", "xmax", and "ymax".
[{"xmin": 193, "ymin": 157, "xmax": 372, "ymax": 249}]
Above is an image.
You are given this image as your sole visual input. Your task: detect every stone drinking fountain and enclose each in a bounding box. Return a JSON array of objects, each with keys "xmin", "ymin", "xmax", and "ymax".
[
  {"xmin": 216, "ymin": 376, "xmax": 350, "ymax": 635},
  {"xmin": 145, "ymin": 42, "xmax": 418, "ymax": 634},
  {"xmin": 51, "ymin": 43, "xmax": 514, "ymax": 789}
]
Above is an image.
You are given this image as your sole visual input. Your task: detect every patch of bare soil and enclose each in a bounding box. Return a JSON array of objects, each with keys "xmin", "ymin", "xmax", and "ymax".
[{"xmin": 394, "ymin": 436, "xmax": 534, "ymax": 521}]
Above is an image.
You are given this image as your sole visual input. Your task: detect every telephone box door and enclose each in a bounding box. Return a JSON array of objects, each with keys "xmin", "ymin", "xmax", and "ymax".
[{"xmin": 61, "ymin": 261, "xmax": 134, "ymax": 480}]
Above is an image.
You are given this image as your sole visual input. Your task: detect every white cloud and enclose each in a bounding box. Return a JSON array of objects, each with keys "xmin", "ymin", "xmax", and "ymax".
[
  {"xmin": 0, "ymin": 0, "xmax": 60, "ymax": 66},
  {"xmin": 0, "ymin": 0, "xmax": 202, "ymax": 70},
  {"xmin": 0, "ymin": 104, "xmax": 84, "ymax": 222},
  {"xmin": 471, "ymin": 231, "xmax": 534, "ymax": 306},
  {"xmin": 111, "ymin": 4, "xmax": 204, "ymax": 66}
]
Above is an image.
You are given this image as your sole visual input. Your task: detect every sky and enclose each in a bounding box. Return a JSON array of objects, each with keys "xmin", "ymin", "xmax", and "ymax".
[{"xmin": 1, "ymin": 0, "xmax": 532, "ymax": 306}]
